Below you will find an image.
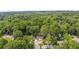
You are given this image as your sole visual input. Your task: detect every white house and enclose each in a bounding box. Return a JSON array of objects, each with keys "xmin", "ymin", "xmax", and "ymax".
[{"xmin": 2, "ymin": 35, "xmax": 14, "ymax": 40}]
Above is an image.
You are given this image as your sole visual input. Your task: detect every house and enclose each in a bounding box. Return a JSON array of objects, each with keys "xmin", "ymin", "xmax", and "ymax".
[
  {"xmin": 2, "ymin": 34, "xmax": 14, "ymax": 40},
  {"xmin": 33, "ymin": 36, "xmax": 43, "ymax": 40},
  {"xmin": 33, "ymin": 36, "xmax": 43, "ymax": 49}
]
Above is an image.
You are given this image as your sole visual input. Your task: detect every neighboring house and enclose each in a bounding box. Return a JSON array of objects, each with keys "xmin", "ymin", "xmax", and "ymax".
[
  {"xmin": 33, "ymin": 36, "xmax": 43, "ymax": 49},
  {"xmin": 34, "ymin": 36, "xmax": 53, "ymax": 49},
  {"xmin": 72, "ymin": 35, "xmax": 79, "ymax": 43},
  {"xmin": 2, "ymin": 35, "xmax": 14, "ymax": 40},
  {"xmin": 34, "ymin": 36, "xmax": 43, "ymax": 44},
  {"xmin": 33, "ymin": 36, "xmax": 43, "ymax": 40}
]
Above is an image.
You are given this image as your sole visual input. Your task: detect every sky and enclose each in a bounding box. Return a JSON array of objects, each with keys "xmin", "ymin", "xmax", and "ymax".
[{"xmin": 0, "ymin": 0, "xmax": 79, "ymax": 12}]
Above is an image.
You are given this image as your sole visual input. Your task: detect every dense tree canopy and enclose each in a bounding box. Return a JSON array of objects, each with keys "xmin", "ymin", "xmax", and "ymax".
[{"xmin": 0, "ymin": 11, "xmax": 79, "ymax": 49}]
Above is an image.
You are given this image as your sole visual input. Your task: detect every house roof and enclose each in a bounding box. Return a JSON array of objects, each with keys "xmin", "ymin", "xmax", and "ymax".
[{"xmin": 2, "ymin": 35, "xmax": 14, "ymax": 40}]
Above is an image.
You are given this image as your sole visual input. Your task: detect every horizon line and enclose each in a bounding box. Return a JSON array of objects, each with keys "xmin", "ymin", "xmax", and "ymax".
[{"xmin": 0, "ymin": 10, "xmax": 79, "ymax": 12}]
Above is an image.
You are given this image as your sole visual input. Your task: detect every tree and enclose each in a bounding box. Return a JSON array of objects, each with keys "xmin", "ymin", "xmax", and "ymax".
[
  {"xmin": 4, "ymin": 40, "xmax": 27, "ymax": 49},
  {"xmin": 44, "ymin": 34, "xmax": 52, "ymax": 45},
  {"xmin": 40, "ymin": 25, "xmax": 49, "ymax": 37},
  {"xmin": 62, "ymin": 33, "xmax": 77, "ymax": 49},
  {"xmin": 51, "ymin": 36, "xmax": 57, "ymax": 45},
  {"xmin": 28, "ymin": 26, "xmax": 39, "ymax": 36},
  {"xmin": 74, "ymin": 21, "xmax": 79, "ymax": 37},
  {"xmin": 13, "ymin": 30, "xmax": 23, "ymax": 37},
  {"xmin": 68, "ymin": 26, "xmax": 77, "ymax": 36},
  {"xmin": 23, "ymin": 35, "xmax": 34, "ymax": 49},
  {"xmin": 16, "ymin": 37, "xmax": 23, "ymax": 40},
  {"xmin": 0, "ymin": 38, "xmax": 8, "ymax": 48}
]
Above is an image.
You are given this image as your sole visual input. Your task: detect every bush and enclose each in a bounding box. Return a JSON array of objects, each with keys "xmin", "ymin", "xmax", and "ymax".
[
  {"xmin": 4, "ymin": 40, "xmax": 27, "ymax": 49},
  {"xmin": 0, "ymin": 38, "xmax": 8, "ymax": 48}
]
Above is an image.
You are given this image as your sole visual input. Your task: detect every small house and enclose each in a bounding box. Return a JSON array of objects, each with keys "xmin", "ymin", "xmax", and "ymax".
[{"xmin": 2, "ymin": 35, "xmax": 14, "ymax": 40}]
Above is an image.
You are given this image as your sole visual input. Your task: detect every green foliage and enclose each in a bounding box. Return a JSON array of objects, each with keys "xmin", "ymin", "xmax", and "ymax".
[
  {"xmin": 13, "ymin": 30, "xmax": 23, "ymax": 37},
  {"xmin": 40, "ymin": 25, "xmax": 49, "ymax": 37},
  {"xmin": 28, "ymin": 26, "xmax": 39, "ymax": 36},
  {"xmin": 5, "ymin": 38, "xmax": 13, "ymax": 42},
  {"xmin": 23, "ymin": 35, "xmax": 34, "ymax": 48},
  {"xmin": 62, "ymin": 33, "xmax": 77, "ymax": 49},
  {"xmin": 0, "ymin": 38, "xmax": 8, "ymax": 48},
  {"xmin": 0, "ymin": 11, "xmax": 79, "ymax": 49},
  {"xmin": 16, "ymin": 37, "xmax": 23, "ymax": 40},
  {"xmin": 44, "ymin": 34, "xmax": 52, "ymax": 45},
  {"xmin": 4, "ymin": 40, "xmax": 27, "ymax": 49},
  {"xmin": 51, "ymin": 36, "xmax": 57, "ymax": 45}
]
